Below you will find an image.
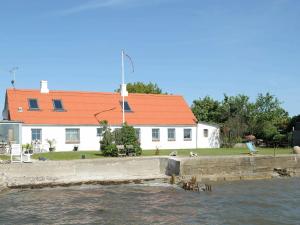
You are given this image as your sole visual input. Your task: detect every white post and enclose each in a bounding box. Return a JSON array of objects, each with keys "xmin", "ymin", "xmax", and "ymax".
[{"xmin": 121, "ymin": 50, "xmax": 125, "ymax": 124}]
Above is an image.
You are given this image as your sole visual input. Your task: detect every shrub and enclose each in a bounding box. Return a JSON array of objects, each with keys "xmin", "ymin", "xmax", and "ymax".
[
  {"xmin": 155, "ymin": 147, "xmax": 160, "ymax": 155},
  {"xmin": 102, "ymin": 143, "xmax": 118, "ymax": 157},
  {"xmin": 100, "ymin": 129, "xmax": 114, "ymax": 151},
  {"xmin": 100, "ymin": 122, "xmax": 142, "ymax": 156},
  {"xmin": 115, "ymin": 123, "xmax": 142, "ymax": 156}
]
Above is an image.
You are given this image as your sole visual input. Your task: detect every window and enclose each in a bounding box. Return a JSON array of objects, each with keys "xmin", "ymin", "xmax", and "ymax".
[
  {"xmin": 168, "ymin": 128, "xmax": 176, "ymax": 141},
  {"xmin": 120, "ymin": 101, "xmax": 132, "ymax": 112},
  {"xmin": 31, "ymin": 129, "xmax": 42, "ymax": 141},
  {"xmin": 204, "ymin": 129, "xmax": 209, "ymax": 138},
  {"xmin": 65, "ymin": 128, "xmax": 80, "ymax": 144},
  {"xmin": 53, "ymin": 99, "xmax": 64, "ymax": 111},
  {"xmin": 28, "ymin": 99, "xmax": 39, "ymax": 110},
  {"xmin": 152, "ymin": 128, "xmax": 160, "ymax": 141},
  {"xmin": 97, "ymin": 128, "xmax": 103, "ymax": 137},
  {"xmin": 135, "ymin": 128, "xmax": 141, "ymax": 142},
  {"xmin": 184, "ymin": 129, "xmax": 192, "ymax": 141}
]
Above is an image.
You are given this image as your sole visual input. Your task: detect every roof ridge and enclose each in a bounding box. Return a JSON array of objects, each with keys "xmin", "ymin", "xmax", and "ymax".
[{"xmin": 7, "ymin": 88, "xmax": 182, "ymax": 97}]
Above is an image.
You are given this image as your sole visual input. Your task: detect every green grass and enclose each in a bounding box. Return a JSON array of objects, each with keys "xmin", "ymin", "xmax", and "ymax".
[
  {"xmin": 142, "ymin": 148, "xmax": 293, "ymax": 156},
  {"xmin": 28, "ymin": 147, "xmax": 293, "ymax": 161},
  {"xmin": 32, "ymin": 151, "xmax": 104, "ymax": 161},
  {"xmin": 0, "ymin": 155, "xmax": 10, "ymax": 160}
]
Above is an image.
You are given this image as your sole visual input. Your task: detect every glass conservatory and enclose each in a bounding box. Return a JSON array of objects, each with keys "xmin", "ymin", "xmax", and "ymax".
[{"xmin": 0, "ymin": 121, "xmax": 22, "ymax": 154}]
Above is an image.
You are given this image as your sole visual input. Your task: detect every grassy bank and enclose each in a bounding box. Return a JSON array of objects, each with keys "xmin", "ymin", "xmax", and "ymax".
[
  {"xmin": 142, "ymin": 148, "xmax": 293, "ymax": 156},
  {"xmin": 32, "ymin": 151, "xmax": 103, "ymax": 161},
  {"xmin": 27, "ymin": 147, "xmax": 293, "ymax": 161},
  {"xmin": 0, "ymin": 155, "xmax": 10, "ymax": 160}
]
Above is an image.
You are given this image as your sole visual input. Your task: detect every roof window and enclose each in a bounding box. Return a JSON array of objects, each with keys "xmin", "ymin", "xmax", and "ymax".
[
  {"xmin": 53, "ymin": 99, "xmax": 64, "ymax": 111},
  {"xmin": 120, "ymin": 101, "xmax": 132, "ymax": 112},
  {"xmin": 28, "ymin": 99, "xmax": 39, "ymax": 110}
]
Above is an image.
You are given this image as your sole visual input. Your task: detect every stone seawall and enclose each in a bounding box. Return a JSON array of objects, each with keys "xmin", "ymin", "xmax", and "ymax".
[
  {"xmin": 0, "ymin": 157, "xmax": 169, "ymax": 190},
  {"xmin": 167, "ymin": 155, "xmax": 300, "ymax": 182},
  {"xmin": 1, "ymin": 155, "xmax": 300, "ymax": 191}
]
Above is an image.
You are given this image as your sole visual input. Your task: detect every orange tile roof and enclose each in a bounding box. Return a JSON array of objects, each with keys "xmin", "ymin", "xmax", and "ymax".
[{"xmin": 6, "ymin": 89, "xmax": 197, "ymax": 126}]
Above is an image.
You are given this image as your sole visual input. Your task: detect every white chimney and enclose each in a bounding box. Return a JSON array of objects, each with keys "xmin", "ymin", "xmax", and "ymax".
[
  {"xmin": 40, "ymin": 80, "xmax": 49, "ymax": 93},
  {"xmin": 120, "ymin": 83, "xmax": 128, "ymax": 97}
]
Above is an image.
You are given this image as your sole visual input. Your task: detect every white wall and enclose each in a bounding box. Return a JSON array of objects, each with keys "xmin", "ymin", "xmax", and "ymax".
[
  {"xmin": 22, "ymin": 123, "xmax": 219, "ymax": 151},
  {"xmin": 196, "ymin": 122, "xmax": 220, "ymax": 148},
  {"xmin": 22, "ymin": 125, "xmax": 198, "ymax": 151},
  {"xmin": 22, "ymin": 125, "xmax": 101, "ymax": 151},
  {"xmin": 132, "ymin": 126, "xmax": 197, "ymax": 150}
]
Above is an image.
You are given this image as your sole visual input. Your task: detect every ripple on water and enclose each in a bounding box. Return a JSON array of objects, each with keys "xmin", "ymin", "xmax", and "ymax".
[{"xmin": 0, "ymin": 178, "xmax": 300, "ymax": 225}]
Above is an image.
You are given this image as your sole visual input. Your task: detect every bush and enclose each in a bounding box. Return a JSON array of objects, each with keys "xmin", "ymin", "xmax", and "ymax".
[
  {"xmin": 102, "ymin": 143, "xmax": 118, "ymax": 157},
  {"xmin": 115, "ymin": 123, "xmax": 142, "ymax": 156},
  {"xmin": 100, "ymin": 122, "xmax": 142, "ymax": 156},
  {"xmin": 100, "ymin": 129, "xmax": 114, "ymax": 151}
]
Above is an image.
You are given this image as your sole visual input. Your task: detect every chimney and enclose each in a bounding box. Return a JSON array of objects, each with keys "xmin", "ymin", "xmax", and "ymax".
[
  {"xmin": 40, "ymin": 80, "xmax": 49, "ymax": 93},
  {"xmin": 120, "ymin": 83, "xmax": 128, "ymax": 97}
]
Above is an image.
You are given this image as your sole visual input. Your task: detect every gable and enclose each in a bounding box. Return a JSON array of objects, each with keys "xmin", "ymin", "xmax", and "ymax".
[{"xmin": 2, "ymin": 92, "xmax": 9, "ymax": 120}]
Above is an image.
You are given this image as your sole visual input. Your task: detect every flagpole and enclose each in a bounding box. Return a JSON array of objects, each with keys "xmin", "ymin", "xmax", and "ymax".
[{"xmin": 121, "ymin": 50, "xmax": 125, "ymax": 124}]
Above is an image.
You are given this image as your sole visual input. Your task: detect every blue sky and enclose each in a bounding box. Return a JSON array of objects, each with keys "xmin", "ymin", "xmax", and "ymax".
[{"xmin": 0, "ymin": 0, "xmax": 299, "ymax": 116}]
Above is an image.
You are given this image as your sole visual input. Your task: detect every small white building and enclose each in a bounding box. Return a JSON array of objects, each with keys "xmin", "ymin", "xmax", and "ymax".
[{"xmin": 2, "ymin": 81, "xmax": 220, "ymax": 151}]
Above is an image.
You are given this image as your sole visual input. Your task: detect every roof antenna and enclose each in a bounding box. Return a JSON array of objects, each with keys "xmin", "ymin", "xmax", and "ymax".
[{"xmin": 9, "ymin": 67, "xmax": 18, "ymax": 89}]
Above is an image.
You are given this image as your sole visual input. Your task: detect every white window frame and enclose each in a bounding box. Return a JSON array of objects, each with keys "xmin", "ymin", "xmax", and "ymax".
[
  {"xmin": 168, "ymin": 128, "xmax": 176, "ymax": 141},
  {"xmin": 184, "ymin": 128, "xmax": 192, "ymax": 141},
  {"xmin": 65, "ymin": 128, "xmax": 80, "ymax": 144},
  {"xmin": 204, "ymin": 129, "xmax": 209, "ymax": 138},
  {"xmin": 31, "ymin": 128, "xmax": 42, "ymax": 142},
  {"xmin": 135, "ymin": 128, "xmax": 141, "ymax": 142},
  {"xmin": 152, "ymin": 128, "xmax": 160, "ymax": 141},
  {"xmin": 97, "ymin": 128, "xmax": 103, "ymax": 137}
]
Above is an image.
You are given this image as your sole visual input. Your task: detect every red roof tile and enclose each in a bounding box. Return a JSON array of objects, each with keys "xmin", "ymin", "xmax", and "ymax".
[{"xmin": 6, "ymin": 89, "xmax": 197, "ymax": 126}]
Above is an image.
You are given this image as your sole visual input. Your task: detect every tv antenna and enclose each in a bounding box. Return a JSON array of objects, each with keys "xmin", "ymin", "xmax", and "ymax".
[{"xmin": 9, "ymin": 67, "xmax": 18, "ymax": 89}]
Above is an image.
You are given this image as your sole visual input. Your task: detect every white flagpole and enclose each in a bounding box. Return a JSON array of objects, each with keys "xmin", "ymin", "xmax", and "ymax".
[{"xmin": 121, "ymin": 50, "xmax": 125, "ymax": 124}]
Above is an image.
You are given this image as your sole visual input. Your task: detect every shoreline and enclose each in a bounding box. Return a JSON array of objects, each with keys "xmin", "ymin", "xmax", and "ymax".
[{"xmin": 1, "ymin": 155, "xmax": 300, "ymax": 192}]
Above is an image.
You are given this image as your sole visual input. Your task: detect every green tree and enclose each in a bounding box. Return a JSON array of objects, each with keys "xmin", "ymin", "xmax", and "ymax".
[
  {"xmin": 251, "ymin": 93, "xmax": 289, "ymax": 141},
  {"xmin": 115, "ymin": 82, "xmax": 164, "ymax": 94},
  {"xmin": 191, "ymin": 92, "xmax": 290, "ymax": 146},
  {"xmin": 191, "ymin": 96, "xmax": 221, "ymax": 123},
  {"xmin": 287, "ymin": 114, "xmax": 300, "ymax": 132}
]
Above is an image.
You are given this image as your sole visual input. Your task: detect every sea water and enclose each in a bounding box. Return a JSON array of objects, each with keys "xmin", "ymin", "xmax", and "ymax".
[{"xmin": 0, "ymin": 178, "xmax": 299, "ymax": 225}]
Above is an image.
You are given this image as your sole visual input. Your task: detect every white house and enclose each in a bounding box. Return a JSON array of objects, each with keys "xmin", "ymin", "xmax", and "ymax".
[{"xmin": 1, "ymin": 81, "xmax": 220, "ymax": 151}]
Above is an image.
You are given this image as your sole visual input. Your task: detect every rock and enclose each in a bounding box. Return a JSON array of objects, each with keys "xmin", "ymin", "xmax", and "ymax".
[
  {"xmin": 190, "ymin": 152, "xmax": 198, "ymax": 157},
  {"xmin": 169, "ymin": 151, "xmax": 177, "ymax": 156},
  {"xmin": 273, "ymin": 168, "xmax": 291, "ymax": 177},
  {"xmin": 293, "ymin": 146, "xmax": 300, "ymax": 154}
]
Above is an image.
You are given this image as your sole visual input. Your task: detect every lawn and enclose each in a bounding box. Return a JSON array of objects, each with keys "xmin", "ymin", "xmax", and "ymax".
[
  {"xmin": 142, "ymin": 148, "xmax": 293, "ymax": 156},
  {"xmin": 0, "ymin": 155, "xmax": 10, "ymax": 160},
  {"xmin": 32, "ymin": 151, "xmax": 104, "ymax": 161},
  {"xmin": 27, "ymin": 147, "xmax": 293, "ymax": 161}
]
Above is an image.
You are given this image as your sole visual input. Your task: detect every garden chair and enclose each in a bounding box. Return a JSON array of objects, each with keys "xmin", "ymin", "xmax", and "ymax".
[
  {"xmin": 246, "ymin": 142, "xmax": 257, "ymax": 155},
  {"xmin": 117, "ymin": 145, "xmax": 126, "ymax": 157},
  {"xmin": 10, "ymin": 144, "xmax": 22, "ymax": 163},
  {"xmin": 126, "ymin": 145, "xmax": 135, "ymax": 156}
]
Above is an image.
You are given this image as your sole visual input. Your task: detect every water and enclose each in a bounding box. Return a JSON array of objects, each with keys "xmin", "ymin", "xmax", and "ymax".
[{"xmin": 0, "ymin": 178, "xmax": 300, "ymax": 225}]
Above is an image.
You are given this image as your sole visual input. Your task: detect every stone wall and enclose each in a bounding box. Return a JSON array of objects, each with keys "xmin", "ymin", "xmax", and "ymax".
[
  {"xmin": 167, "ymin": 155, "xmax": 300, "ymax": 182},
  {"xmin": 0, "ymin": 157, "xmax": 169, "ymax": 189}
]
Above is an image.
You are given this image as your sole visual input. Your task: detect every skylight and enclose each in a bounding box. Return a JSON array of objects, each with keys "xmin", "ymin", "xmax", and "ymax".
[
  {"xmin": 120, "ymin": 101, "xmax": 132, "ymax": 112},
  {"xmin": 28, "ymin": 99, "xmax": 39, "ymax": 110},
  {"xmin": 53, "ymin": 99, "xmax": 64, "ymax": 111}
]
